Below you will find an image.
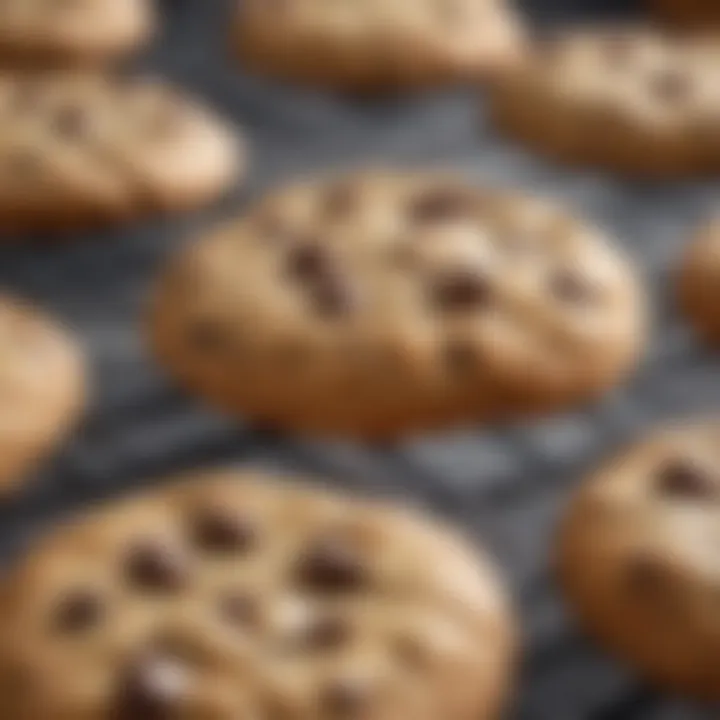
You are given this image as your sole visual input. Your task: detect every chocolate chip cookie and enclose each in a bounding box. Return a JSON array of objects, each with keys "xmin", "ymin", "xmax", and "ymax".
[
  {"xmin": 490, "ymin": 30, "xmax": 720, "ymax": 177},
  {"xmin": 234, "ymin": 0, "xmax": 523, "ymax": 92},
  {"xmin": 0, "ymin": 0, "xmax": 153, "ymax": 67},
  {"xmin": 0, "ymin": 470, "xmax": 516, "ymax": 719},
  {"xmin": 0, "ymin": 295, "xmax": 86, "ymax": 494},
  {"xmin": 678, "ymin": 219, "xmax": 720, "ymax": 345},
  {"xmin": 149, "ymin": 170, "xmax": 645, "ymax": 440},
  {"xmin": 557, "ymin": 423, "xmax": 720, "ymax": 699},
  {"xmin": 649, "ymin": 0, "xmax": 720, "ymax": 27},
  {"xmin": 0, "ymin": 74, "xmax": 244, "ymax": 234}
]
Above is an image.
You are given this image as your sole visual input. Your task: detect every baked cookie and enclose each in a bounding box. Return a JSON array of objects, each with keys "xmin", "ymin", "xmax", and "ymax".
[
  {"xmin": 678, "ymin": 219, "xmax": 720, "ymax": 345},
  {"xmin": 149, "ymin": 170, "xmax": 645, "ymax": 440},
  {"xmin": 489, "ymin": 30, "xmax": 720, "ymax": 177},
  {"xmin": 0, "ymin": 470, "xmax": 516, "ymax": 719},
  {"xmin": 0, "ymin": 0, "xmax": 153, "ymax": 67},
  {"xmin": 234, "ymin": 0, "xmax": 523, "ymax": 92},
  {"xmin": 0, "ymin": 74, "xmax": 243, "ymax": 234},
  {"xmin": 649, "ymin": 0, "xmax": 720, "ymax": 27},
  {"xmin": 0, "ymin": 295, "xmax": 85, "ymax": 494},
  {"xmin": 557, "ymin": 423, "xmax": 720, "ymax": 699}
]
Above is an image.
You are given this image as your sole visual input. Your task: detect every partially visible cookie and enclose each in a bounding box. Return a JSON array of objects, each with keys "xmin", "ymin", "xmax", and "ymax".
[
  {"xmin": 0, "ymin": 470, "xmax": 516, "ymax": 719},
  {"xmin": 0, "ymin": 295, "xmax": 85, "ymax": 494},
  {"xmin": 649, "ymin": 0, "xmax": 720, "ymax": 27},
  {"xmin": 0, "ymin": 0, "xmax": 153, "ymax": 67},
  {"xmin": 557, "ymin": 423, "xmax": 720, "ymax": 699},
  {"xmin": 490, "ymin": 29, "xmax": 720, "ymax": 177},
  {"xmin": 149, "ymin": 170, "xmax": 645, "ymax": 440},
  {"xmin": 234, "ymin": 0, "xmax": 523, "ymax": 92},
  {"xmin": 678, "ymin": 219, "xmax": 720, "ymax": 345},
  {"xmin": 0, "ymin": 74, "xmax": 244, "ymax": 234}
]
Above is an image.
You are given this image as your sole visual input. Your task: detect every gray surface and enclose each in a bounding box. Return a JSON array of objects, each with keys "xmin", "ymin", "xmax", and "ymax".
[{"xmin": 0, "ymin": 0, "xmax": 719, "ymax": 718}]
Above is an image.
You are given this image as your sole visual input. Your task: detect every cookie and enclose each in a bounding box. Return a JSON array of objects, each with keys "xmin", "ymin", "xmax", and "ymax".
[
  {"xmin": 489, "ymin": 30, "xmax": 720, "ymax": 177},
  {"xmin": 234, "ymin": 0, "xmax": 523, "ymax": 92},
  {"xmin": 149, "ymin": 170, "xmax": 645, "ymax": 440},
  {"xmin": 0, "ymin": 295, "xmax": 85, "ymax": 494},
  {"xmin": 0, "ymin": 470, "xmax": 516, "ymax": 719},
  {"xmin": 649, "ymin": 0, "xmax": 720, "ymax": 27},
  {"xmin": 0, "ymin": 74, "xmax": 243, "ymax": 234},
  {"xmin": 678, "ymin": 219, "xmax": 720, "ymax": 345},
  {"xmin": 557, "ymin": 423, "xmax": 720, "ymax": 699},
  {"xmin": 0, "ymin": 0, "xmax": 153, "ymax": 67}
]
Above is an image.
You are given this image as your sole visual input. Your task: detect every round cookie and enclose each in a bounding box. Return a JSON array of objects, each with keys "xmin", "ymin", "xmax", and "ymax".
[
  {"xmin": 649, "ymin": 0, "xmax": 720, "ymax": 27},
  {"xmin": 678, "ymin": 219, "xmax": 720, "ymax": 345},
  {"xmin": 0, "ymin": 74, "xmax": 244, "ymax": 234},
  {"xmin": 489, "ymin": 29, "xmax": 720, "ymax": 177},
  {"xmin": 557, "ymin": 423, "xmax": 720, "ymax": 699},
  {"xmin": 0, "ymin": 470, "xmax": 516, "ymax": 719},
  {"xmin": 0, "ymin": 295, "xmax": 85, "ymax": 494},
  {"xmin": 0, "ymin": 0, "xmax": 153, "ymax": 67},
  {"xmin": 149, "ymin": 170, "xmax": 645, "ymax": 440},
  {"xmin": 234, "ymin": 0, "xmax": 523, "ymax": 93}
]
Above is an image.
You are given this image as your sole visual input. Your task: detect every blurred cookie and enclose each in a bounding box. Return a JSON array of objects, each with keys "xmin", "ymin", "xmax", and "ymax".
[
  {"xmin": 557, "ymin": 423, "xmax": 720, "ymax": 699},
  {"xmin": 0, "ymin": 295, "xmax": 85, "ymax": 494},
  {"xmin": 234, "ymin": 0, "xmax": 523, "ymax": 92},
  {"xmin": 150, "ymin": 171, "xmax": 645, "ymax": 440},
  {"xmin": 0, "ymin": 470, "xmax": 515, "ymax": 719},
  {"xmin": 0, "ymin": 0, "xmax": 153, "ymax": 67},
  {"xmin": 490, "ymin": 30, "xmax": 720, "ymax": 177},
  {"xmin": 0, "ymin": 74, "xmax": 244, "ymax": 234},
  {"xmin": 649, "ymin": 0, "xmax": 720, "ymax": 27},
  {"xmin": 679, "ymin": 219, "xmax": 720, "ymax": 345}
]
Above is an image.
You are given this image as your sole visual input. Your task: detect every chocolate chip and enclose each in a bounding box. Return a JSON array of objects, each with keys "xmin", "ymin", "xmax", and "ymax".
[
  {"xmin": 191, "ymin": 509, "xmax": 256, "ymax": 554},
  {"xmin": 219, "ymin": 592, "xmax": 259, "ymax": 628},
  {"xmin": 432, "ymin": 269, "xmax": 490, "ymax": 311},
  {"xmin": 113, "ymin": 652, "xmax": 189, "ymax": 720},
  {"xmin": 443, "ymin": 339, "xmax": 478, "ymax": 374},
  {"xmin": 408, "ymin": 187, "xmax": 476, "ymax": 224},
  {"xmin": 52, "ymin": 591, "xmax": 103, "ymax": 634},
  {"xmin": 549, "ymin": 269, "xmax": 594, "ymax": 304},
  {"xmin": 311, "ymin": 274, "xmax": 357, "ymax": 318},
  {"xmin": 656, "ymin": 459, "xmax": 717, "ymax": 500},
  {"xmin": 297, "ymin": 538, "xmax": 368, "ymax": 593},
  {"xmin": 53, "ymin": 104, "xmax": 89, "ymax": 138},
  {"xmin": 124, "ymin": 542, "xmax": 188, "ymax": 593},
  {"xmin": 651, "ymin": 69, "xmax": 690, "ymax": 103},
  {"xmin": 306, "ymin": 615, "xmax": 351, "ymax": 651},
  {"xmin": 287, "ymin": 242, "xmax": 332, "ymax": 282},
  {"xmin": 323, "ymin": 184, "xmax": 355, "ymax": 219},
  {"xmin": 321, "ymin": 679, "xmax": 369, "ymax": 718}
]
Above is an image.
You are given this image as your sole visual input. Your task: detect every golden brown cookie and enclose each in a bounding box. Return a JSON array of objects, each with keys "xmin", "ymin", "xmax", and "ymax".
[
  {"xmin": 0, "ymin": 470, "xmax": 516, "ymax": 719},
  {"xmin": 678, "ymin": 219, "xmax": 720, "ymax": 345},
  {"xmin": 149, "ymin": 170, "xmax": 646, "ymax": 440},
  {"xmin": 489, "ymin": 29, "xmax": 720, "ymax": 177},
  {"xmin": 0, "ymin": 74, "xmax": 244, "ymax": 234},
  {"xmin": 557, "ymin": 423, "xmax": 720, "ymax": 699},
  {"xmin": 0, "ymin": 295, "xmax": 85, "ymax": 494},
  {"xmin": 0, "ymin": 0, "xmax": 153, "ymax": 67},
  {"xmin": 234, "ymin": 0, "xmax": 524, "ymax": 92},
  {"xmin": 649, "ymin": 0, "xmax": 720, "ymax": 27}
]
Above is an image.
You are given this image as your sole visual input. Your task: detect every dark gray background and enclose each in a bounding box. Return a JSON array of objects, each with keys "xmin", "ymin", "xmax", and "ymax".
[{"xmin": 1, "ymin": 0, "xmax": 719, "ymax": 718}]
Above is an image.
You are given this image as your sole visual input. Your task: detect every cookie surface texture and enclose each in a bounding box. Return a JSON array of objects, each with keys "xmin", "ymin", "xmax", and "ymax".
[
  {"xmin": 0, "ymin": 470, "xmax": 515, "ymax": 719},
  {"xmin": 678, "ymin": 219, "xmax": 720, "ymax": 345},
  {"xmin": 490, "ymin": 30, "xmax": 720, "ymax": 177},
  {"xmin": 557, "ymin": 423, "xmax": 720, "ymax": 699},
  {"xmin": 234, "ymin": 0, "xmax": 523, "ymax": 92},
  {"xmin": 0, "ymin": 74, "xmax": 243, "ymax": 234},
  {"xmin": 150, "ymin": 171, "xmax": 645, "ymax": 440},
  {"xmin": 0, "ymin": 295, "xmax": 85, "ymax": 494},
  {"xmin": 0, "ymin": 0, "xmax": 153, "ymax": 67}
]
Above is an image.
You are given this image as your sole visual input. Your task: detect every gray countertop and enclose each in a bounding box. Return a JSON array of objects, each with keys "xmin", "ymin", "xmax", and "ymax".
[{"xmin": 0, "ymin": 1, "xmax": 718, "ymax": 718}]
